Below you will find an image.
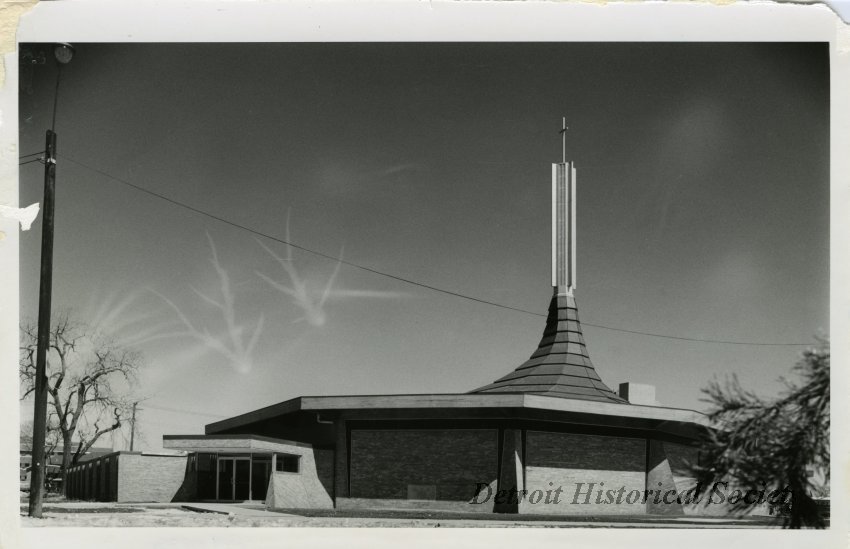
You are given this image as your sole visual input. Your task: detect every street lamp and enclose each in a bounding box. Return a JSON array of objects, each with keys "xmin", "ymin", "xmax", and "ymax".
[
  {"xmin": 53, "ymin": 43, "xmax": 74, "ymax": 65},
  {"xmin": 28, "ymin": 42, "xmax": 73, "ymax": 519}
]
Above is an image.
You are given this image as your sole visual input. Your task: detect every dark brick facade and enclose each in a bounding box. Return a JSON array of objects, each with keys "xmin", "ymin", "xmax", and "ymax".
[{"xmin": 349, "ymin": 429, "xmax": 498, "ymax": 503}]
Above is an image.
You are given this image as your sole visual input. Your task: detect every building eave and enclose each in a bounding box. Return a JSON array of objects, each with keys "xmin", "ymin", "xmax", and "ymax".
[
  {"xmin": 163, "ymin": 433, "xmax": 313, "ymax": 453},
  {"xmin": 204, "ymin": 392, "xmax": 708, "ymax": 435}
]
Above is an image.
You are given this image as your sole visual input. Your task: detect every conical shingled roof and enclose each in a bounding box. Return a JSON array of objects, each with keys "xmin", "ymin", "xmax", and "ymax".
[{"xmin": 471, "ymin": 293, "xmax": 626, "ymax": 403}]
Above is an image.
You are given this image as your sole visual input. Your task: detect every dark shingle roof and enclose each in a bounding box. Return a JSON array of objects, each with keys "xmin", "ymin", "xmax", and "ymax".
[{"xmin": 471, "ymin": 293, "xmax": 626, "ymax": 404}]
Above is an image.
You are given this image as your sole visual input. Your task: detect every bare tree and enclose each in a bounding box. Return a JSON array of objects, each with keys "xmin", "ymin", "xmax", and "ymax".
[
  {"xmin": 694, "ymin": 339, "xmax": 829, "ymax": 528},
  {"xmin": 20, "ymin": 419, "xmax": 33, "ymax": 452},
  {"xmin": 20, "ymin": 312, "xmax": 140, "ymax": 480},
  {"xmin": 20, "ymin": 417, "xmax": 61, "ymax": 458}
]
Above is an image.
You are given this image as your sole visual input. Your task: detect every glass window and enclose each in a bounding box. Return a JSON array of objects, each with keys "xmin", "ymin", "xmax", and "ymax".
[
  {"xmin": 275, "ymin": 454, "xmax": 300, "ymax": 473},
  {"xmin": 197, "ymin": 453, "xmax": 215, "ymax": 472}
]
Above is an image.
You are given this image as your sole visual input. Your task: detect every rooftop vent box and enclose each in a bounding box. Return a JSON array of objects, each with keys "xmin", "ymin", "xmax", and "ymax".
[{"xmin": 618, "ymin": 382, "xmax": 660, "ymax": 406}]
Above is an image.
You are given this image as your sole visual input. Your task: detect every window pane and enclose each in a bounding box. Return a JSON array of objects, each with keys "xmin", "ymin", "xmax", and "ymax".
[{"xmin": 275, "ymin": 454, "xmax": 300, "ymax": 473}]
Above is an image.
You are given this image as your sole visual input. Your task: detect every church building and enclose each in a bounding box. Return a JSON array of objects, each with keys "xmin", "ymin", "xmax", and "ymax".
[{"xmin": 67, "ymin": 124, "xmax": 718, "ymax": 516}]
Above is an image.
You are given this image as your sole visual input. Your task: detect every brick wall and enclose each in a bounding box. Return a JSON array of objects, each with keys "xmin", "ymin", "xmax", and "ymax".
[
  {"xmin": 66, "ymin": 452, "xmax": 185, "ymax": 502},
  {"xmin": 523, "ymin": 431, "xmax": 646, "ymax": 515},
  {"xmin": 349, "ymin": 429, "xmax": 498, "ymax": 507},
  {"xmin": 116, "ymin": 454, "xmax": 189, "ymax": 503},
  {"xmin": 84, "ymin": 462, "xmax": 91, "ymax": 499},
  {"xmin": 109, "ymin": 455, "xmax": 119, "ymax": 501}
]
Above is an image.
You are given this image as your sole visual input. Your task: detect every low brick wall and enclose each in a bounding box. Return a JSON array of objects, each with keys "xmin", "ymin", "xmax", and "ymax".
[
  {"xmin": 65, "ymin": 454, "xmax": 119, "ymax": 501},
  {"xmin": 65, "ymin": 452, "xmax": 189, "ymax": 503},
  {"xmin": 116, "ymin": 453, "xmax": 189, "ymax": 503}
]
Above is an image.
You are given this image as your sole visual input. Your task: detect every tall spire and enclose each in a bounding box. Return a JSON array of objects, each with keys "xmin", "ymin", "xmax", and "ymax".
[
  {"xmin": 471, "ymin": 120, "xmax": 625, "ymax": 403},
  {"xmin": 553, "ymin": 118, "xmax": 576, "ymax": 296}
]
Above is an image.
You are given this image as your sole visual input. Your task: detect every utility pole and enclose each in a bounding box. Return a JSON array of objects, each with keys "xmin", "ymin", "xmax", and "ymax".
[
  {"xmin": 28, "ymin": 129, "xmax": 56, "ymax": 519},
  {"xmin": 129, "ymin": 402, "xmax": 138, "ymax": 451},
  {"xmin": 28, "ymin": 43, "xmax": 73, "ymax": 519}
]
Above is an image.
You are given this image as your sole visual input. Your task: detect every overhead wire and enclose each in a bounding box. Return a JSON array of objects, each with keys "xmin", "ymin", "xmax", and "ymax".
[
  {"xmin": 143, "ymin": 402, "xmax": 229, "ymax": 419},
  {"xmin": 58, "ymin": 154, "xmax": 816, "ymax": 347}
]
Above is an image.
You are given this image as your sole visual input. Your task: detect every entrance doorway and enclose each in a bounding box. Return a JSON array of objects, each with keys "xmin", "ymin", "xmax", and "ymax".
[
  {"xmin": 251, "ymin": 455, "xmax": 271, "ymax": 501},
  {"xmin": 216, "ymin": 457, "xmax": 250, "ymax": 501},
  {"xmin": 196, "ymin": 453, "xmax": 273, "ymax": 502}
]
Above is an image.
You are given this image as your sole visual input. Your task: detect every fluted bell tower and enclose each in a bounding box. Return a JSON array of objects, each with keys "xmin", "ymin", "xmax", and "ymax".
[
  {"xmin": 471, "ymin": 119, "xmax": 625, "ymax": 403},
  {"xmin": 552, "ymin": 124, "xmax": 577, "ymax": 296}
]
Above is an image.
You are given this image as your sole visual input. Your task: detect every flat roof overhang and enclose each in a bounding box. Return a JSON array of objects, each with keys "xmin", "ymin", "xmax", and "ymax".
[
  {"xmin": 162, "ymin": 433, "xmax": 313, "ymax": 453},
  {"xmin": 204, "ymin": 393, "xmax": 709, "ymax": 440}
]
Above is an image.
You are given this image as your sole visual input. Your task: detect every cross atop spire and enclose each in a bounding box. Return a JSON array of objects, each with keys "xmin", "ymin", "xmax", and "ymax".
[{"xmin": 559, "ymin": 116, "xmax": 569, "ymax": 163}]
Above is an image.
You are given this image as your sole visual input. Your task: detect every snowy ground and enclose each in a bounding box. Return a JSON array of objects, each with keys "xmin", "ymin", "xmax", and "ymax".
[{"xmin": 18, "ymin": 501, "xmax": 782, "ymax": 528}]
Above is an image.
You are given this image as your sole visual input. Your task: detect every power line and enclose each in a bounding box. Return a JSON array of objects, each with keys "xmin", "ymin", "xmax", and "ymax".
[
  {"xmin": 143, "ymin": 402, "xmax": 229, "ymax": 419},
  {"xmin": 20, "ymin": 151, "xmax": 45, "ymax": 159},
  {"xmin": 60, "ymin": 154, "xmax": 815, "ymax": 348},
  {"xmin": 19, "ymin": 157, "xmax": 44, "ymax": 166},
  {"xmin": 60, "ymin": 155, "xmax": 539, "ymax": 318},
  {"xmin": 582, "ymin": 325, "xmax": 812, "ymax": 346}
]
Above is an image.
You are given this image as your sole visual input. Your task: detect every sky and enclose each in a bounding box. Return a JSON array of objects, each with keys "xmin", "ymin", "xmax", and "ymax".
[{"xmin": 17, "ymin": 42, "xmax": 829, "ymax": 452}]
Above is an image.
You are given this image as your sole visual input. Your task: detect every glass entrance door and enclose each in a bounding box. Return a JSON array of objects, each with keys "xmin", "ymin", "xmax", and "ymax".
[
  {"xmin": 234, "ymin": 459, "xmax": 250, "ymax": 500},
  {"xmin": 216, "ymin": 457, "xmax": 251, "ymax": 501},
  {"xmin": 251, "ymin": 456, "xmax": 272, "ymax": 500}
]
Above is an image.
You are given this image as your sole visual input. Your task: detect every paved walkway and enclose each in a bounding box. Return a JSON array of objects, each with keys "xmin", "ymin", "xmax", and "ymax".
[{"xmin": 181, "ymin": 503, "xmax": 292, "ymax": 517}]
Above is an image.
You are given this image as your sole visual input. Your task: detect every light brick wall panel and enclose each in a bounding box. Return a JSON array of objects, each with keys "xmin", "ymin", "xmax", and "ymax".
[
  {"xmin": 522, "ymin": 431, "xmax": 646, "ymax": 515},
  {"xmin": 116, "ymin": 454, "xmax": 188, "ymax": 503}
]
